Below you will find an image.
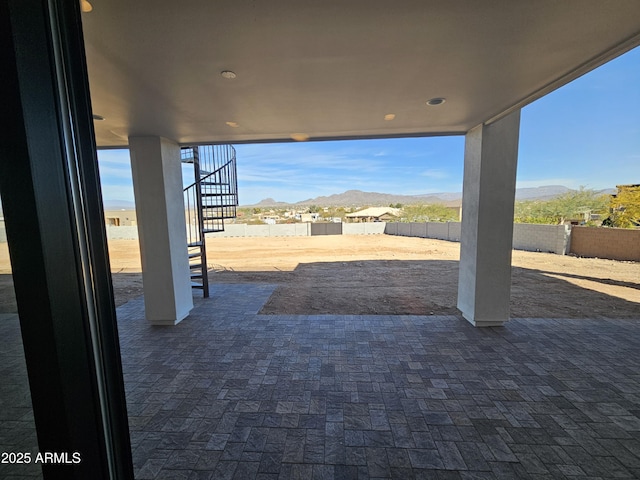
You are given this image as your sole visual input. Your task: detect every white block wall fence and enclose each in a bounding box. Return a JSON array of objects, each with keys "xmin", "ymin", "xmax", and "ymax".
[
  {"xmin": 384, "ymin": 222, "xmax": 570, "ymax": 255},
  {"xmin": 342, "ymin": 223, "xmax": 386, "ymax": 235},
  {"xmin": 512, "ymin": 223, "xmax": 571, "ymax": 255},
  {"xmin": 98, "ymin": 221, "xmax": 570, "ymax": 255},
  {"xmin": 105, "ymin": 225, "xmax": 139, "ymax": 240},
  {"xmin": 211, "ymin": 223, "xmax": 311, "ymax": 237}
]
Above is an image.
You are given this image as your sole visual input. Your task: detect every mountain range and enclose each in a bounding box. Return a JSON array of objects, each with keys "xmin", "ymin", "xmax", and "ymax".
[{"xmin": 247, "ymin": 185, "xmax": 615, "ymax": 207}]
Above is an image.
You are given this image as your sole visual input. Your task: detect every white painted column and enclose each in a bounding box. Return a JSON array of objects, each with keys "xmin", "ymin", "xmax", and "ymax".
[
  {"xmin": 457, "ymin": 110, "xmax": 520, "ymax": 327},
  {"xmin": 129, "ymin": 136, "xmax": 193, "ymax": 325}
]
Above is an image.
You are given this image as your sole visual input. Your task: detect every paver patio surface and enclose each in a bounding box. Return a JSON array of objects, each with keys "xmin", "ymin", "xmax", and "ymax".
[
  {"xmin": 119, "ymin": 285, "xmax": 640, "ymax": 479},
  {"xmin": 2, "ymin": 283, "xmax": 640, "ymax": 479}
]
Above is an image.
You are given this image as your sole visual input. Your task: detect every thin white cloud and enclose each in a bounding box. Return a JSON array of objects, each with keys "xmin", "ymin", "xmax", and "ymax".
[
  {"xmin": 236, "ymin": 144, "xmax": 386, "ymax": 173},
  {"xmin": 97, "ymin": 150, "xmax": 133, "ymax": 180}
]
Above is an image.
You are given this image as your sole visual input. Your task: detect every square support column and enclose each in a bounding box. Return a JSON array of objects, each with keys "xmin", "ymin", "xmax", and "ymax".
[
  {"xmin": 457, "ymin": 110, "xmax": 520, "ymax": 327},
  {"xmin": 129, "ymin": 136, "xmax": 193, "ymax": 325}
]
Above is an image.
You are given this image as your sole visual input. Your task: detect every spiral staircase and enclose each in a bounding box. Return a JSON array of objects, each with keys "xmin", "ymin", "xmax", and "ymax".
[{"xmin": 182, "ymin": 144, "xmax": 238, "ymax": 297}]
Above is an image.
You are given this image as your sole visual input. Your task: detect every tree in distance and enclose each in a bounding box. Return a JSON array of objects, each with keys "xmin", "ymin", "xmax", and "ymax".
[
  {"xmin": 401, "ymin": 204, "xmax": 459, "ymax": 223},
  {"xmin": 513, "ymin": 187, "xmax": 609, "ymax": 225},
  {"xmin": 604, "ymin": 185, "xmax": 640, "ymax": 228}
]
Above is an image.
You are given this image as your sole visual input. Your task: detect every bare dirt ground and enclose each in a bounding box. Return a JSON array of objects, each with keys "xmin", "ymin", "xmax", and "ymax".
[{"xmin": 1, "ymin": 235, "xmax": 639, "ymax": 318}]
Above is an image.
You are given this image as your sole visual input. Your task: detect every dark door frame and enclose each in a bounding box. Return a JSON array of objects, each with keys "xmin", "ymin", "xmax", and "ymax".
[{"xmin": 0, "ymin": 0, "xmax": 133, "ymax": 478}]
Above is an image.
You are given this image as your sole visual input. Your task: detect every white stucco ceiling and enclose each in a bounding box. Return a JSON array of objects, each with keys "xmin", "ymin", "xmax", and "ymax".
[{"xmin": 81, "ymin": 0, "xmax": 640, "ymax": 147}]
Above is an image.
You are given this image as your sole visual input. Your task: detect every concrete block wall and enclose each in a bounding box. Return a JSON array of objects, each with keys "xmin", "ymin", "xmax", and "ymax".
[
  {"xmin": 427, "ymin": 222, "xmax": 451, "ymax": 240},
  {"xmin": 105, "ymin": 225, "xmax": 140, "ymax": 240},
  {"xmin": 384, "ymin": 222, "xmax": 573, "ymax": 256},
  {"xmin": 367, "ymin": 222, "xmax": 387, "ymax": 234},
  {"xmin": 247, "ymin": 225, "xmax": 270, "ymax": 236},
  {"xmin": 447, "ymin": 222, "xmax": 462, "ymax": 242},
  {"xmin": 105, "ymin": 222, "xmax": 391, "ymax": 240},
  {"xmin": 343, "ymin": 222, "xmax": 386, "ymax": 235},
  {"xmin": 383, "ymin": 222, "xmax": 460, "ymax": 240},
  {"xmin": 225, "ymin": 224, "xmax": 312, "ymax": 237},
  {"xmin": 383, "ymin": 223, "xmax": 398, "ymax": 235},
  {"xmin": 396, "ymin": 223, "xmax": 412, "ymax": 236},
  {"xmin": 570, "ymin": 226, "xmax": 640, "ymax": 261},
  {"xmin": 88, "ymin": 221, "xmax": 640, "ymax": 262},
  {"xmin": 409, "ymin": 223, "xmax": 427, "ymax": 238},
  {"xmin": 311, "ymin": 223, "xmax": 343, "ymax": 235},
  {"xmin": 105, "ymin": 223, "xmax": 317, "ymax": 239},
  {"xmin": 512, "ymin": 223, "xmax": 569, "ymax": 255}
]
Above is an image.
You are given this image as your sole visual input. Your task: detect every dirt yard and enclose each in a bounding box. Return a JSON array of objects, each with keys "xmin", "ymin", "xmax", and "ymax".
[{"xmin": 1, "ymin": 235, "xmax": 639, "ymax": 318}]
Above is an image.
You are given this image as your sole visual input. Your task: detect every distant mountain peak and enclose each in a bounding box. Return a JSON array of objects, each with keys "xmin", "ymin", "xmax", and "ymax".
[
  {"xmin": 244, "ymin": 185, "xmax": 612, "ymax": 207},
  {"xmin": 254, "ymin": 197, "xmax": 290, "ymax": 207}
]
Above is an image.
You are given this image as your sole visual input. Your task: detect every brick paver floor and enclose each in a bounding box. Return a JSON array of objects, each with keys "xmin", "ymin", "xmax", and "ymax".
[
  {"xmin": 3, "ymin": 284, "xmax": 640, "ymax": 479},
  {"xmin": 119, "ymin": 284, "xmax": 640, "ymax": 479}
]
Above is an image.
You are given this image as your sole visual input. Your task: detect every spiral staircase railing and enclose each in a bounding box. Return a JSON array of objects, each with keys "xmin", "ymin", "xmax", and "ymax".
[{"xmin": 182, "ymin": 144, "xmax": 238, "ymax": 297}]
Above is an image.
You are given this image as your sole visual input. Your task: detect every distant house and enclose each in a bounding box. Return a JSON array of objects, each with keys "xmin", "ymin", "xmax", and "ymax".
[
  {"xmin": 295, "ymin": 213, "xmax": 320, "ymax": 222},
  {"xmin": 104, "ymin": 209, "xmax": 137, "ymax": 227},
  {"xmin": 345, "ymin": 207, "xmax": 401, "ymax": 223}
]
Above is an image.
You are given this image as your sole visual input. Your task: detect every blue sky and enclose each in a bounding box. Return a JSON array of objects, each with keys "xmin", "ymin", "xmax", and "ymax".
[{"xmin": 98, "ymin": 46, "xmax": 640, "ymax": 206}]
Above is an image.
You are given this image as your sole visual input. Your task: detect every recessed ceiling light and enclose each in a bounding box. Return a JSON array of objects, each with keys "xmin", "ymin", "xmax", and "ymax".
[
  {"xmin": 220, "ymin": 70, "xmax": 237, "ymax": 79},
  {"xmin": 225, "ymin": 121, "xmax": 239, "ymax": 128},
  {"xmin": 290, "ymin": 133, "xmax": 310, "ymax": 142},
  {"xmin": 426, "ymin": 98, "xmax": 446, "ymax": 106},
  {"xmin": 92, "ymin": 114, "xmax": 105, "ymax": 121},
  {"xmin": 80, "ymin": 0, "xmax": 93, "ymax": 12},
  {"xmin": 384, "ymin": 114, "xmax": 396, "ymax": 121}
]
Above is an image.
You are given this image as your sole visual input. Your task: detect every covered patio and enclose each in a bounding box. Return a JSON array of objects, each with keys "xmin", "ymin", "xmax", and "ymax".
[
  {"xmin": 4, "ymin": 285, "xmax": 640, "ymax": 479},
  {"xmin": 2, "ymin": 0, "xmax": 640, "ymax": 478}
]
